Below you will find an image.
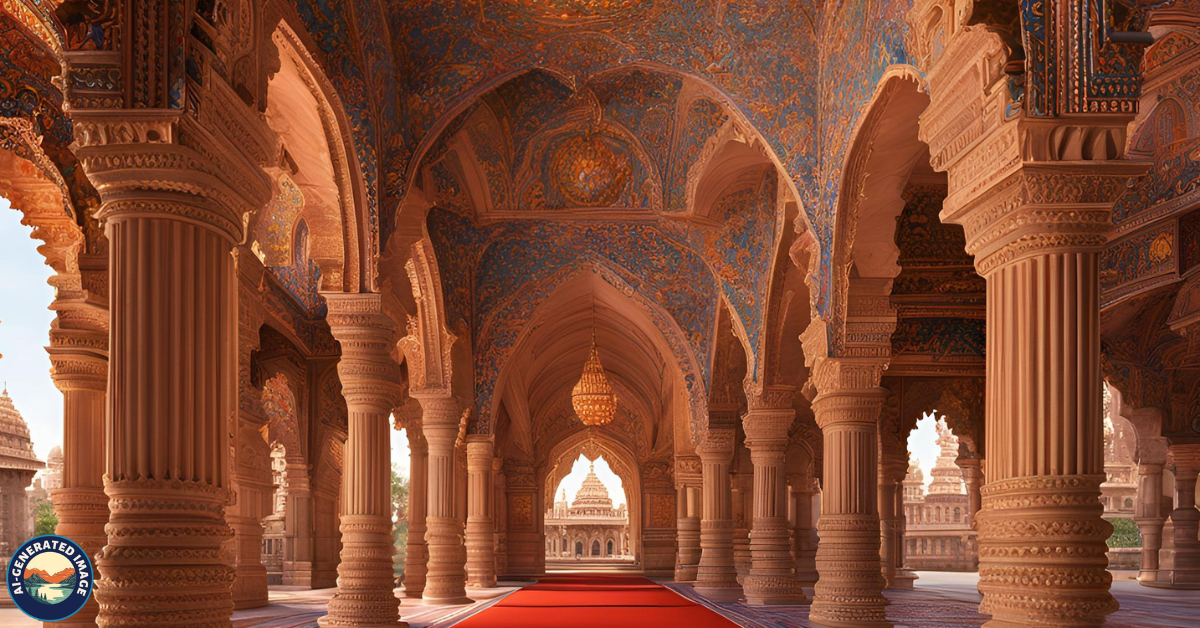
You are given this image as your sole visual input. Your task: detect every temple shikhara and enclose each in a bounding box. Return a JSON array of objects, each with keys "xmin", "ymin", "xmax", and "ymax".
[
  {"xmin": 0, "ymin": 1, "xmax": 1199, "ymax": 627},
  {"xmin": 544, "ymin": 463, "xmax": 631, "ymax": 562}
]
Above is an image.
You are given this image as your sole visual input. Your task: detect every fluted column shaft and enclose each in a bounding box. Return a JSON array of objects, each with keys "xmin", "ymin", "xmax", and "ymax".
[
  {"xmin": 283, "ymin": 466, "xmax": 314, "ymax": 586},
  {"xmin": 973, "ymin": 248, "xmax": 1116, "ymax": 626},
  {"xmin": 466, "ymin": 436, "xmax": 496, "ymax": 588},
  {"xmin": 809, "ymin": 360, "xmax": 890, "ymax": 628},
  {"xmin": 418, "ymin": 396, "xmax": 471, "ymax": 603},
  {"xmin": 878, "ymin": 454, "xmax": 909, "ymax": 589},
  {"xmin": 1135, "ymin": 463, "xmax": 1165, "ymax": 583},
  {"xmin": 742, "ymin": 395, "xmax": 805, "ymax": 605},
  {"xmin": 732, "ymin": 473, "xmax": 752, "ymax": 583},
  {"xmin": 47, "ymin": 319, "xmax": 109, "ymax": 628},
  {"xmin": 404, "ymin": 425, "xmax": 428, "ymax": 598},
  {"xmin": 319, "ymin": 294, "xmax": 404, "ymax": 628},
  {"xmin": 788, "ymin": 476, "xmax": 819, "ymax": 586},
  {"xmin": 694, "ymin": 427, "xmax": 741, "ymax": 601},
  {"xmin": 96, "ymin": 195, "xmax": 240, "ymax": 628},
  {"xmin": 958, "ymin": 458, "xmax": 984, "ymax": 529},
  {"xmin": 675, "ymin": 482, "xmax": 701, "ymax": 582}
]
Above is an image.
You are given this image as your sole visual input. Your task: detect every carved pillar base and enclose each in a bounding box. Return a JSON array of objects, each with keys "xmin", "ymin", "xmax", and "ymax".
[
  {"xmin": 228, "ymin": 506, "xmax": 270, "ymax": 609},
  {"xmin": 1150, "ymin": 454, "xmax": 1200, "ymax": 589},
  {"xmin": 95, "ymin": 480, "xmax": 234, "ymax": 628},
  {"xmin": 976, "ymin": 476, "xmax": 1115, "ymax": 625},
  {"xmin": 321, "ymin": 515, "xmax": 403, "ymax": 628},
  {"xmin": 50, "ymin": 487, "xmax": 109, "ymax": 624},
  {"xmin": 694, "ymin": 427, "xmax": 742, "ymax": 602}
]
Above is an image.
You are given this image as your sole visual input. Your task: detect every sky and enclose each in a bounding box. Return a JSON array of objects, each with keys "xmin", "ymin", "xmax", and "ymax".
[
  {"xmin": 907, "ymin": 410, "xmax": 944, "ymax": 488},
  {"xmin": 391, "ymin": 424, "xmax": 411, "ymax": 477},
  {"xmin": 553, "ymin": 454, "xmax": 627, "ymax": 507},
  {"xmin": 0, "ymin": 197, "xmax": 62, "ymax": 462}
]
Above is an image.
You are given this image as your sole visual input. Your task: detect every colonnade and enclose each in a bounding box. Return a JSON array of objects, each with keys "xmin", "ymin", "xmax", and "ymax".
[
  {"xmin": 23, "ymin": 12, "xmax": 1200, "ymax": 628},
  {"xmin": 32, "ymin": 133, "xmax": 1200, "ymax": 628}
]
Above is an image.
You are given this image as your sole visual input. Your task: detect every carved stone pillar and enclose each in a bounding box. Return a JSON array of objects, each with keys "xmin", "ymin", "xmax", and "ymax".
[
  {"xmin": 788, "ymin": 474, "xmax": 819, "ymax": 587},
  {"xmin": 1135, "ymin": 462, "xmax": 1166, "ymax": 583},
  {"xmin": 741, "ymin": 388, "xmax": 806, "ymax": 605},
  {"xmin": 71, "ymin": 96, "xmax": 277, "ymax": 627},
  {"xmin": 230, "ymin": 262, "xmax": 270, "ymax": 609},
  {"xmin": 1155, "ymin": 446, "xmax": 1200, "ymax": 588},
  {"xmin": 404, "ymin": 422, "xmax": 429, "ymax": 598},
  {"xmin": 878, "ymin": 451, "xmax": 910, "ymax": 590},
  {"xmin": 466, "ymin": 436, "xmax": 496, "ymax": 589},
  {"xmin": 732, "ymin": 470, "xmax": 752, "ymax": 583},
  {"xmin": 283, "ymin": 465, "xmax": 315, "ymax": 586},
  {"xmin": 319, "ymin": 294, "xmax": 405, "ymax": 628},
  {"xmin": 46, "ymin": 311, "xmax": 109, "ymax": 627},
  {"xmin": 492, "ymin": 459, "xmax": 507, "ymax": 576},
  {"xmin": 906, "ymin": 1, "xmax": 1151, "ymax": 622},
  {"xmin": 693, "ymin": 425, "xmax": 742, "ymax": 601},
  {"xmin": 958, "ymin": 457, "xmax": 984, "ymax": 528},
  {"xmin": 501, "ymin": 461, "xmax": 542, "ymax": 577},
  {"xmin": 90, "ymin": 182, "xmax": 251, "ymax": 628},
  {"xmin": 675, "ymin": 457, "xmax": 702, "ymax": 582},
  {"xmin": 809, "ymin": 359, "xmax": 890, "ymax": 628},
  {"xmin": 417, "ymin": 395, "xmax": 471, "ymax": 603},
  {"xmin": 956, "ymin": 174, "xmax": 1136, "ymax": 626},
  {"xmin": 227, "ymin": 476, "xmax": 271, "ymax": 610},
  {"xmin": 935, "ymin": 143, "xmax": 1143, "ymax": 626}
]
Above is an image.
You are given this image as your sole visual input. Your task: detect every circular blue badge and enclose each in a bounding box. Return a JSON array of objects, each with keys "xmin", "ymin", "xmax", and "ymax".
[{"xmin": 6, "ymin": 535, "xmax": 93, "ymax": 622}]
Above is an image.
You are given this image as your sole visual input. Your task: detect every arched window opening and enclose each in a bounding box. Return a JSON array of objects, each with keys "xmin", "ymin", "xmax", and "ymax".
[
  {"xmin": 903, "ymin": 412, "xmax": 977, "ymax": 572},
  {"xmin": 545, "ymin": 454, "xmax": 631, "ymax": 564}
]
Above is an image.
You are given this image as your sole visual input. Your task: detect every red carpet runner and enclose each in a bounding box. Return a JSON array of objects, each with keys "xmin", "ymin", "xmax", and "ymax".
[{"xmin": 454, "ymin": 574, "xmax": 740, "ymax": 628}]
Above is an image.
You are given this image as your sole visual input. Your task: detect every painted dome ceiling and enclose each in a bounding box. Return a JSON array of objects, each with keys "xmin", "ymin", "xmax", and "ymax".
[
  {"xmin": 418, "ymin": 68, "xmax": 796, "ymax": 430},
  {"xmin": 419, "ymin": 68, "xmax": 748, "ymax": 217}
]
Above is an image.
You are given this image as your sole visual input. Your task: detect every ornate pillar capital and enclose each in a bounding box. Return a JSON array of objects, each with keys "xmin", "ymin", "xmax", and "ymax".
[
  {"xmin": 675, "ymin": 456, "xmax": 703, "ymax": 487},
  {"xmin": 696, "ymin": 427, "xmax": 736, "ymax": 459},
  {"xmin": 810, "ymin": 357, "xmax": 887, "ymax": 396},
  {"xmin": 465, "ymin": 434, "xmax": 495, "ymax": 468},
  {"xmin": 46, "ymin": 317, "xmax": 108, "ymax": 393},
  {"xmin": 1168, "ymin": 443, "xmax": 1200, "ymax": 476},
  {"xmin": 414, "ymin": 394, "xmax": 463, "ymax": 427},
  {"xmin": 71, "ymin": 107, "xmax": 274, "ymax": 244},
  {"xmin": 324, "ymin": 293, "xmax": 404, "ymax": 413},
  {"xmin": 942, "ymin": 159, "xmax": 1150, "ymax": 277}
]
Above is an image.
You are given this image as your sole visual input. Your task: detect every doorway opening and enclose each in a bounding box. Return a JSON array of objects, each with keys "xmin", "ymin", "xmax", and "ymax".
[
  {"xmin": 903, "ymin": 412, "xmax": 978, "ymax": 571},
  {"xmin": 544, "ymin": 454, "xmax": 631, "ymax": 567}
]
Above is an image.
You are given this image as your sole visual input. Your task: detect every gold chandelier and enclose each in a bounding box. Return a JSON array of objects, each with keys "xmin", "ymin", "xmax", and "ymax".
[{"xmin": 572, "ymin": 303, "xmax": 617, "ymax": 427}]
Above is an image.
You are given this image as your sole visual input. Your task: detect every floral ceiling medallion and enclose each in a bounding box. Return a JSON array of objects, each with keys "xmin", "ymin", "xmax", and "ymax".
[{"xmin": 551, "ymin": 133, "xmax": 631, "ymax": 207}]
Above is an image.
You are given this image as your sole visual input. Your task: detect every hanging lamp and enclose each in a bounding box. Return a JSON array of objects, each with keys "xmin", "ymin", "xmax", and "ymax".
[{"xmin": 572, "ymin": 297, "xmax": 617, "ymax": 427}]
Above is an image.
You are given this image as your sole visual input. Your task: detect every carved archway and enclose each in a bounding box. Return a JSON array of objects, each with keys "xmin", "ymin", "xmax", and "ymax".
[{"xmin": 541, "ymin": 431, "xmax": 641, "ymax": 564}]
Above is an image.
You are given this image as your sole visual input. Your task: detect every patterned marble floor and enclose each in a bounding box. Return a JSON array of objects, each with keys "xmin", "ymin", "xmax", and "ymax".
[
  {"xmin": 672, "ymin": 572, "xmax": 1200, "ymax": 628},
  {"xmin": 3, "ymin": 572, "xmax": 1196, "ymax": 627}
]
